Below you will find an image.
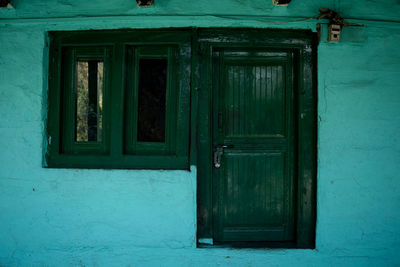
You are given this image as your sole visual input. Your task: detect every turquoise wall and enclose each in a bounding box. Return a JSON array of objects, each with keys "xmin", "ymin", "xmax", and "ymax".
[{"xmin": 1, "ymin": 0, "xmax": 400, "ymax": 266}]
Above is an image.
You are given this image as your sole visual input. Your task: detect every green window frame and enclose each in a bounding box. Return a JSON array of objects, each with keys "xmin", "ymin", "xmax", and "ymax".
[{"xmin": 46, "ymin": 30, "xmax": 191, "ymax": 169}]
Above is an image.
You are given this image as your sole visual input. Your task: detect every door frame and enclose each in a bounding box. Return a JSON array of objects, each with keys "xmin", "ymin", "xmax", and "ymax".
[{"xmin": 195, "ymin": 29, "xmax": 317, "ymax": 248}]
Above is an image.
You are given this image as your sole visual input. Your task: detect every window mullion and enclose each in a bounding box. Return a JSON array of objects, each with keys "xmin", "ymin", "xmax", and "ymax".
[
  {"xmin": 132, "ymin": 48, "xmax": 139, "ymax": 152},
  {"xmin": 61, "ymin": 48, "xmax": 76, "ymax": 153},
  {"xmin": 166, "ymin": 47, "xmax": 176, "ymax": 155},
  {"xmin": 109, "ymin": 43, "xmax": 125, "ymax": 159},
  {"xmin": 124, "ymin": 46, "xmax": 138, "ymax": 155}
]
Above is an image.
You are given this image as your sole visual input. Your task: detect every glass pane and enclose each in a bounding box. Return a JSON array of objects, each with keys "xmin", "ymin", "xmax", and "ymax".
[
  {"xmin": 75, "ymin": 60, "xmax": 103, "ymax": 142},
  {"xmin": 137, "ymin": 58, "xmax": 167, "ymax": 142}
]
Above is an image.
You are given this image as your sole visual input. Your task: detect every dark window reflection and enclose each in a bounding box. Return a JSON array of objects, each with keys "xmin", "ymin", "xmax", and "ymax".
[
  {"xmin": 137, "ymin": 58, "xmax": 167, "ymax": 142},
  {"xmin": 75, "ymin": 60, "xmax": 103, "ymax": 142}
]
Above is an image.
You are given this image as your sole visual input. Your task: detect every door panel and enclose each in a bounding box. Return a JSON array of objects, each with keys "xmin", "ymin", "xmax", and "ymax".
[
  {"xmin": 219, "ymin": 152, "xmax": 292, "ymax": 241},
  {"xmin": 213, "ymin": 48, "xmax": 295, "ymax": 243},
  {"xmin": 224, "ymin": 63, "xmax": 286, "ymax": 138}
]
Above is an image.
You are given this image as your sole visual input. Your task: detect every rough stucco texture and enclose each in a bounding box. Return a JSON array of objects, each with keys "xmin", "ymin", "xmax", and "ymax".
[{"xmin": 1, "ymin": 0, "xmax": 400, "ymax": 266}]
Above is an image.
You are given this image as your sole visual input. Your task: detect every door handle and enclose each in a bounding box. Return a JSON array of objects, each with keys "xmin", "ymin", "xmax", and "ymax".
[{"xmin": 213, "ymin": 145, "xmax": 233, "ymax": 168}]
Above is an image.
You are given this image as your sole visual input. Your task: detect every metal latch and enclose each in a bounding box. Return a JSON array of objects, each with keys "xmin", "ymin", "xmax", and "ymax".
[{"xmin": 213, "ymin": 145, "xmax": 233, "ymax": 168}]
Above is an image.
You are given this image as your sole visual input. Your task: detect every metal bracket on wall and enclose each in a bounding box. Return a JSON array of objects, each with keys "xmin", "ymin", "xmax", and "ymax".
[{"xmin": 316, "ymin": 8, "xmax": 364, "ymax": 42}]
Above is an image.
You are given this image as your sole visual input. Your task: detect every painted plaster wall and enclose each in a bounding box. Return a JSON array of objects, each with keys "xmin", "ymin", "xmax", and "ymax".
[{"xmin": 0, "ymin": 0, "xmax": 400, "ymax": 266}]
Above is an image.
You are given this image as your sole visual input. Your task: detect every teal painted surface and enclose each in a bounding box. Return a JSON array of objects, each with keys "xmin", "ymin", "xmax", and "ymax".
[{"xmin": 1, "ymin": 0, "xmax": 400, "ymax": 266}]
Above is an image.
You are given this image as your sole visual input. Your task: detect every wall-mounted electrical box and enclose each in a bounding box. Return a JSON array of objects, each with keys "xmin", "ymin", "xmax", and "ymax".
[{"xmin": 329, "ymin": 24, "xmax": 342, "ymax": 42}]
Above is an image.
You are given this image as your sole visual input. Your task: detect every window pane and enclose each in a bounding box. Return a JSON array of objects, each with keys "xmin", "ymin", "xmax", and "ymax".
[
  {"xmin": 137, "ymin": 58, "xmax": 167, "ymax": 142},
  {"xmin": 75, "ymin": 60, "xmax": 103, "ymax": 142}
]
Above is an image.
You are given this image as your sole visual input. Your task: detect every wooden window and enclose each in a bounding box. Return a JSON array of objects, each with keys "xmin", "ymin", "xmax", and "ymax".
[
  {"xmin": 46, "ymin": 30, "xmax": 191, "ymax": 169},
  {"xmin": 60, "ymin": 47, "xmax": 111, "ymax": 156},
  {"xmin": 125, "ymin": 46, "xmax": 178, "ymax": 155}
]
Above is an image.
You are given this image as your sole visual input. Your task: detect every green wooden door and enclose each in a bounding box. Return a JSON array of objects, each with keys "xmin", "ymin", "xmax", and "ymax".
[{"xmin": 212, "ymin": 48, "xmax": 296, "ymax": 242}]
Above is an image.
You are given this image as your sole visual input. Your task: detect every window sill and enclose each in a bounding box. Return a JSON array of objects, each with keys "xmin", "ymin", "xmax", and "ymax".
[{"xmin": 45, "ymin": 154, "xmax": 189, "ymax": 170}]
